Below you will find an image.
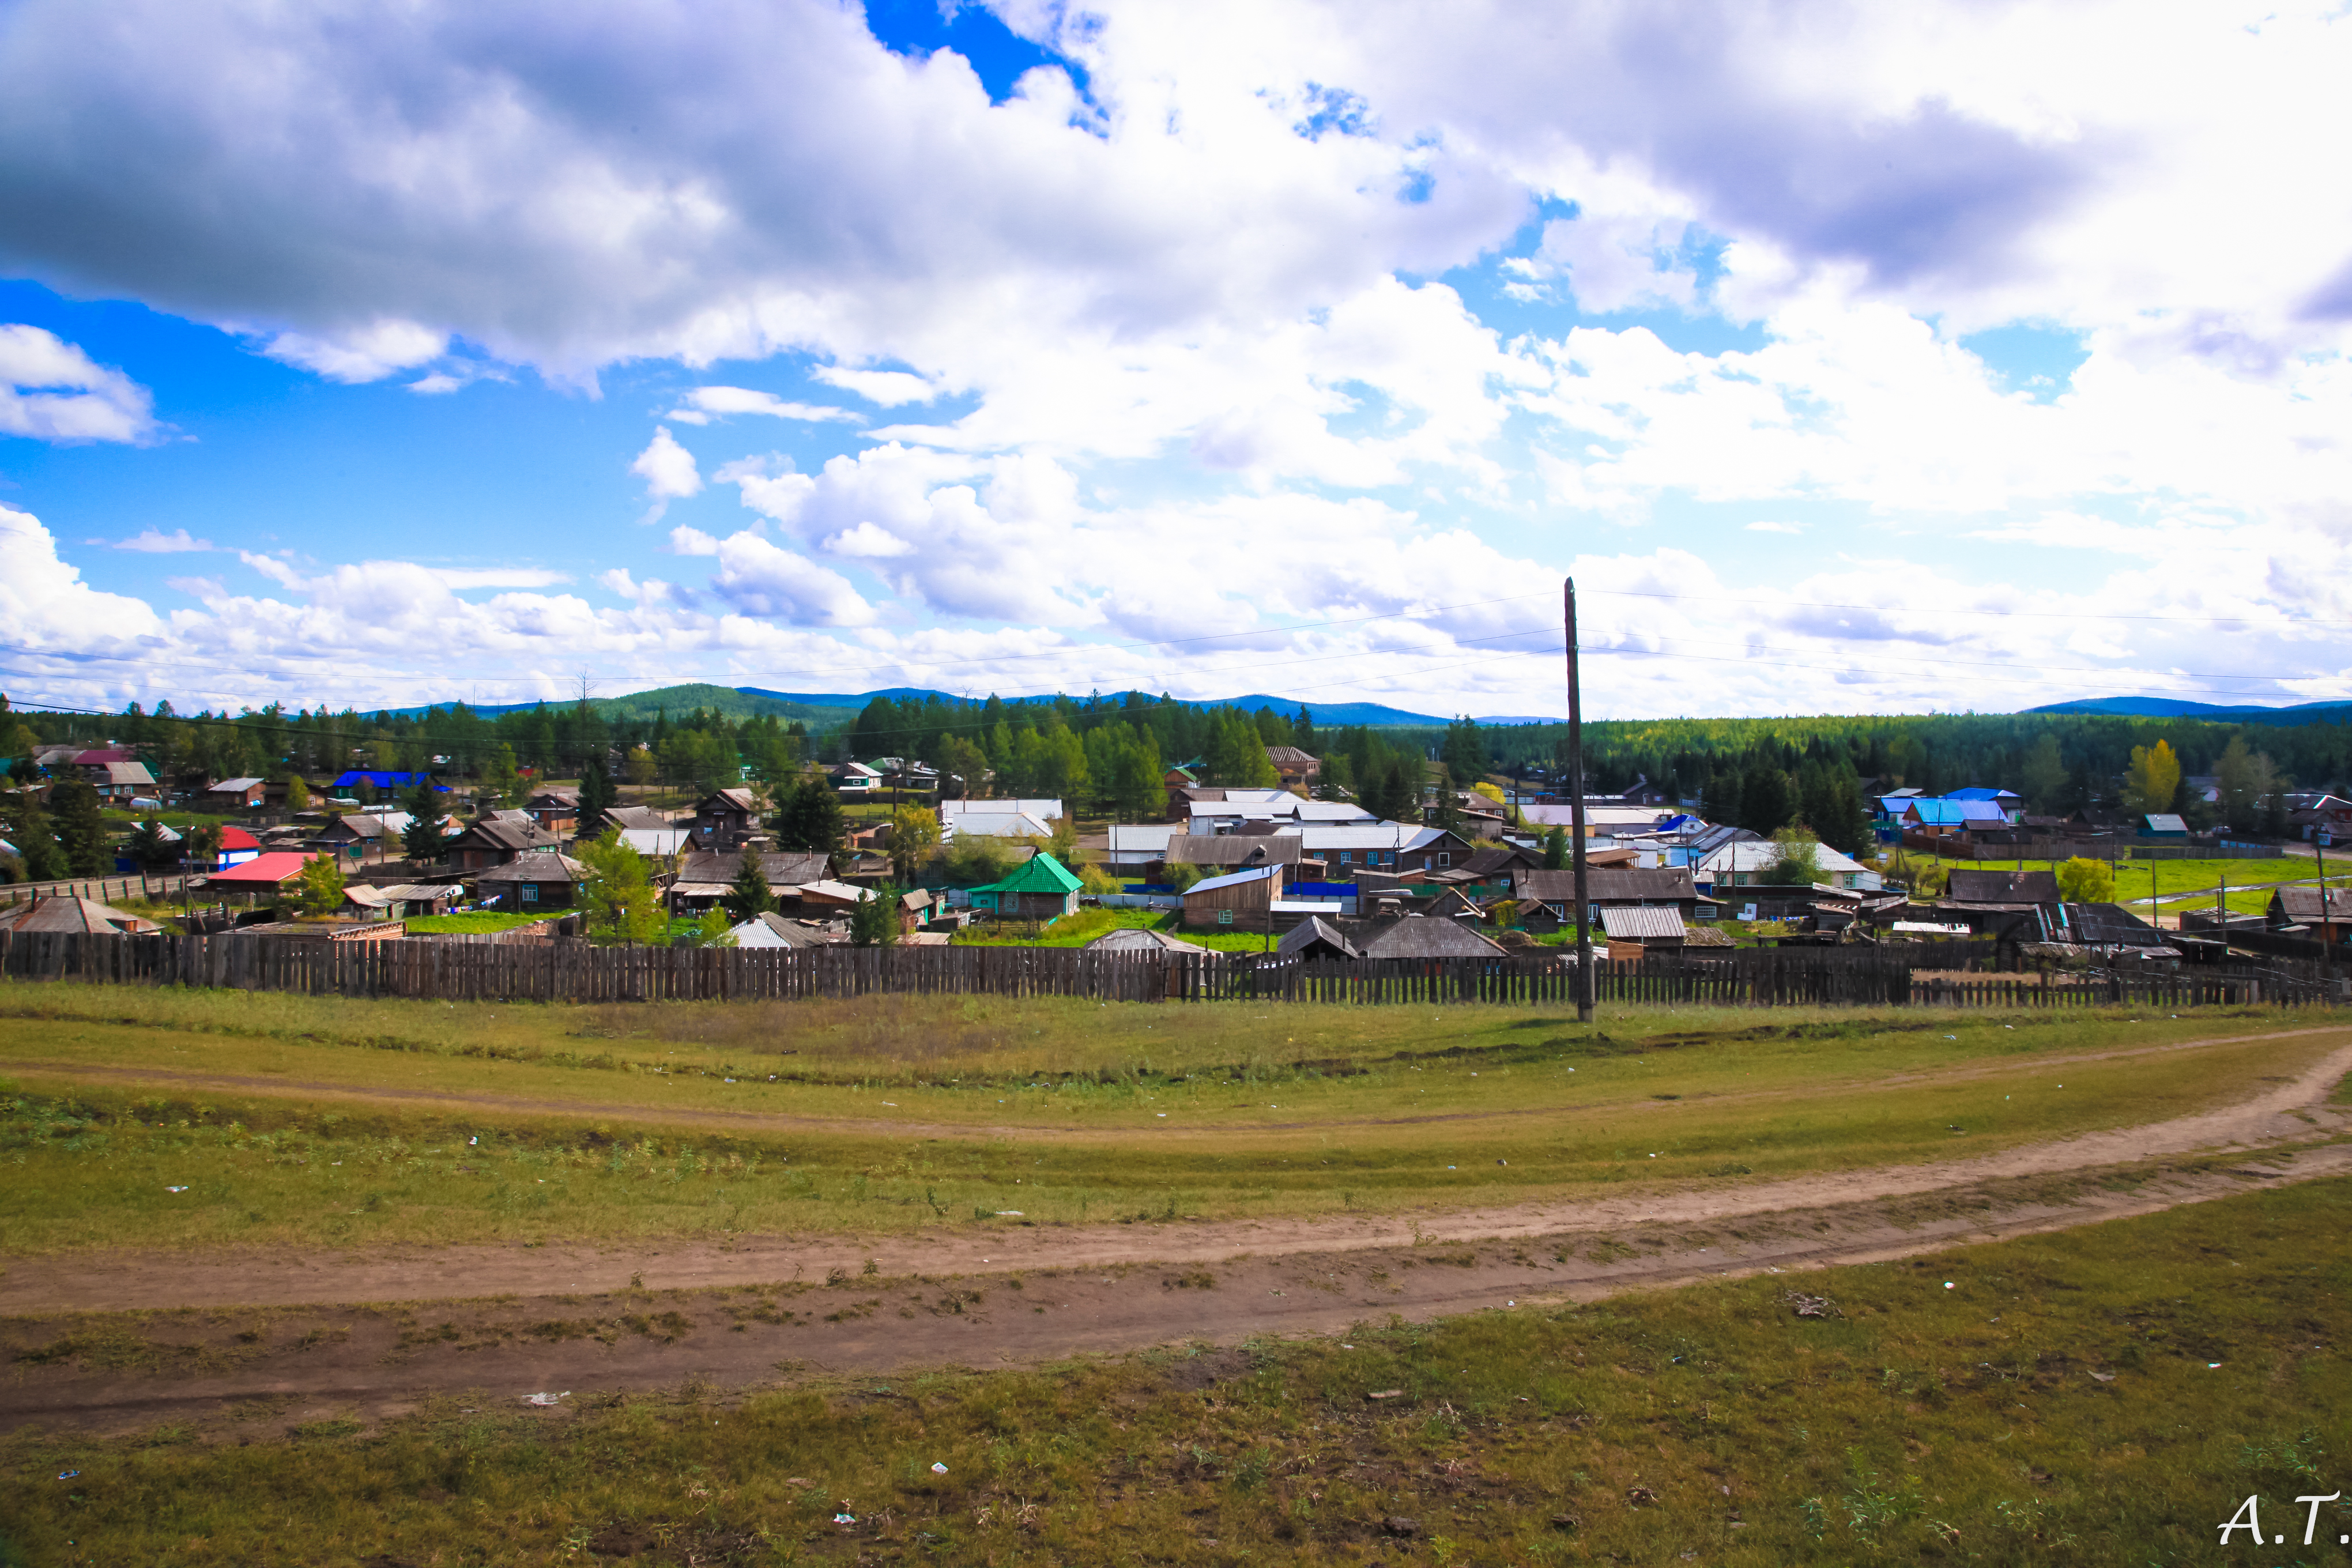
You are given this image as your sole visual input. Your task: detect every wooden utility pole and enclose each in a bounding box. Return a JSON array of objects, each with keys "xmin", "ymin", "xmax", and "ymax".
[{"xmin": 1565, "ymin": 578, "xmax": 1594, "ymax": 1023}]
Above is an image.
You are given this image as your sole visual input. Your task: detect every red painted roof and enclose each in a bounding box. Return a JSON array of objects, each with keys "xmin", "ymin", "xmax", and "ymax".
[
  {"xmin": 218, "ymin": 826, "xmax": 262, "ymax": 849},
  {"xmin": 205, "ymin": 851, "xmax": 320, "ymax": 884}
]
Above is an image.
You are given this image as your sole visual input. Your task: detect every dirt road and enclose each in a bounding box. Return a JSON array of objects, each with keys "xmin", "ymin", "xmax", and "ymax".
[{"xmin": 5, "ymin": 1034, "xmax": 2350, "ymax": 1434}]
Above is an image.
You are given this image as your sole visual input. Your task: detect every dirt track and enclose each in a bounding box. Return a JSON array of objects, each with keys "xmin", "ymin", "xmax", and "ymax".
[{"xmin": 5, "ymin": 1034, "xmax": 2351, "ymax": 1433}]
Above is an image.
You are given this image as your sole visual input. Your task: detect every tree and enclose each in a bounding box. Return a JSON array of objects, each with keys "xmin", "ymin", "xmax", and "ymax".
[
  {"xmin": 2213, "ymin": 737, "xmax": 2279, "ymax": 833},
  {"xmin": 125, "ymin": 817, "xmax": 179, "ymax": 871},
  {"xmin": 2121, "ymin": 740, "xmax": 2183, "ymax": 819},
  {"xmin": 293, "ymin": 854, "xmax": 346, "ymax": 917},
  {"xmin": 1758, "ymin": 830, "xmax": 1823, "ymax": 885},
  {"xmin": 1737, "ymin": 763, "xmax": 1792, "ymax": 835},
  {"xmin": 481, "ymin": 742, "xmax": 520, "ymax": 805},
  {"xmin": 941, "ymin": 837, "xmax": 1014, "ymax": 887},
  {"xmin": 849, "ymin": 882, "xmax": 900, "ymax": 947},
  {"xmin": 888, "ymin": 805, "xmax": 940, "ymax": 883},
  {"xmin": 1541, "ymin": 826, "xmax": 1569, "ymax": 869},
  {"xmin": 2018, "ymin": 734, "xmax": 2068, "ymax": 815},
  {"xmin": 1700, "ymin": 767, "xmax": 1741, "ymax": 828},
  {"xmin": 624, "ymin": 746, "xmax": 658, "ymax": 787},
  {"xmin": 1795, "ymin": 762, "xmax": 1870, "ymax": 854},
  {"xmin": 1428, "ymin": 765, "xmax": 1461, "ymax": 834},
  {"xmin": 687, "ymin": 907, "xmax": 738, "ymax": 947},
  {"xmin": 1442, "ymin": 718, "xmax": 1487, "ymax": 785},
  {"xmin": 575, "ymin": 827, "xmax": 664, "ymax": 945},
  {"xmin": 938, "ymin": 734, "xmax": 989, "ymax": 799},
  {"xmin": 2056, "ymin": 857, "xmax": 2116, "ymax": 903},
  {"xmin": 775, "ymin": 775, "xmax": 844, "ymax": 854},
  {"xmin": 577, "ymin": 762, "xmax": 616, "ymax": 841},
  {"xmin": 48, "ymin": 779, "xmax": 110, "ymax": 876},
  {"xmin": 182, "ymin": 821, "xmax": 222, "ymax": 876},
  {"xmin": 401, "ymin": 776, "xmax": 449, "ymax": 861},
  {"xmin": 284, "ymin": 774, "xmax": 311, "ymax": 812},
  {"xmin": 721, "ymin": 854, "xmax": 777, "ymax": 924}
]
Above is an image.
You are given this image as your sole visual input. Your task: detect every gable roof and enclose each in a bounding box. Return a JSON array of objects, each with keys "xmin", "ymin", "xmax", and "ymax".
[
  {"xmin": 1947, "ymin": 868, "xmax": 2061, "ymax": 903},
  {"xmin": 2143, "ymin": 813, "xmax": 2188, "ymax": 833},
  {"xmin": 450, "ymin": 818, "xmax": 561, "ymax": 853},
  {"xmin": 218, "ymin": 826, "xmax": 262, "ymax": 850},
  {"xmin": 1361, "ymin": 916, "xmax": 1506, "ymax": 959},
  {"xmin": 1167, "ymin": 834, "xmax": 1303, "ymax": 866},
  {"xmin": 1087, "ymin": 926, "xmax": 1209, "ymax": 953},
  {"xmin": 205, "ymin": 850, "xmax": 325, "ymax": 884},
  {"xmin": 1276, "ymin": 914, "xmax": 1363, "ymax": 961},
  {"xmin": 1599, "ymin": 906, "xmax": 1687, "ymax": 940},
  {"xmin": 676, "ymin": 849, "xmax": 832, "ymax": 887},
  {"xmin": 696, "ymin": 787, "xmax": 760, "ymax": 814},
  {"xmin": 1947, "ymin": 786, "xmax": 2022, "ymax": 802},
  {"xmin": 208, "ymin": 777, "xmax": 267, "ymax": 793},
  {"xmin": 1187, "ymin": 865, "xmax": 1280, "ymax": 896},
  {"xmin": 473, "ymin": 851, "xmax": 590, "ymax": 884},
  {"xmin": 0, "ymin": 896, "xmax": 161, "ymax": 934},
  {"xmin": 604, "ymin": 805, "xmax": 674, "ymax": 830},
  {"xmin": 1520, "ymin": 866, "xmax": 1697, "ymax": 903},
  {"xmin": 943, "ymin": 797, "xmax": 1063, "ymax": 821},
  {"xmin": 947, "ymin": 811, "xmax": 1057, "ymax": 839},
  {"xmin": 971, "ymin": 851, "xmax": 1084, "ymax": 896},
  {"xmin": 2274, "ymin": 886, "xmax": 2352, "ymax": 922}
]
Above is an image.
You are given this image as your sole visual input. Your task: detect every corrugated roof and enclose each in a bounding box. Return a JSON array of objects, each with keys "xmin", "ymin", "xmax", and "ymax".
[
  {"xmin": 209, "ymin": 777, "xmax": 266, "ymax": 793},
  {"xmin": 1599, "ymin": 906, "xmax": 1687, "ymax": 940},
  {"xmin": 1087, "ymin": 926, "xmax": 1209, "ymax": 953},
  {"xmin": 473, "ymin": 851, "xmax": 590, "ymax": 884},
  {"xmin": 205, "ymin": 851, "xmax": 324, "ymax": 884},
  {"xmin": 2274, "ymin": 886, "xmax": 2352, "ymax": 921},
  {"xmin": 0, "ymin": 896, "xmax": 161, "ymax": 934},
  {"xmin": 1520, "ymin": 866, "xmax": 1696, "ymax": 903},
  {"xmin": 1166, "ymin": 834, "xmax": 1303, "ymax": 866},
  {"xmin": 1186, "ymin": 865, "xmax": 1280, "ymax": 895},
  {"xmin": 677, "ymin": 849, "xmax": 833, "ymax": 886},
  {"xmin": 1947, "ymin": 869, "xmax": 2060, "ymax": 903},
  {"xmin": 2143, "ymin": 813, "xmax": 2188, "ymax": 833}
]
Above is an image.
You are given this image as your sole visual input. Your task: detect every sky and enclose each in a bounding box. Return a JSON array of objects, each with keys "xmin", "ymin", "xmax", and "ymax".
[{"xmin": 1, "ymin": 0, "xmax": 2349, "ymax": 722}]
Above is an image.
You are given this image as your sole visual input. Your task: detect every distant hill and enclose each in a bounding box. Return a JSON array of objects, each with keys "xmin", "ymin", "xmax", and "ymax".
[
  {"xmin": 2029, "ymin": 695, "xmax": 2352, "ymax": 727},
  {"xmin": 391, "ymin": 683, "xmax": 1543, "ymax": 729}
]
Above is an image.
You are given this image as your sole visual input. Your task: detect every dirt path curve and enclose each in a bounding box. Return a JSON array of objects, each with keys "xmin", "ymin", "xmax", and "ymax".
[
  {"xmin": 5, "ymin": 1024, "xmax": 2342, "ymax": 1143},
  {"xmin": 9, "ymin": 1142, "xmax": 2352, "ymax": 1437},
  {"xmin": 8, "ymin": 1031, "xmax": 2350, "ymax": 1318}
]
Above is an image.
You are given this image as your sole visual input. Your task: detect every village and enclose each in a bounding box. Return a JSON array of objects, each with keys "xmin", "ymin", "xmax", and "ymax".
[{"xmin": 7, "ymin": 721, "xmax": 2349, "ymax": 976}]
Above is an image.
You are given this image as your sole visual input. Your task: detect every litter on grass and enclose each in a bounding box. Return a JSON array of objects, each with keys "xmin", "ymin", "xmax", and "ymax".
[
  {"xmin": 931, "ymin": 1463, "xmax": 949, "ymax": 1474},
  {"xmin": 834, "ymin": 1513, "xmax": 858, "ymax": 1525},
  {"xmin": 522, "ymin": 1391, "xmax": 570, "ymax": 1407},
  {"xmin": 58, "ymin": 1470, "xmax": 78, "ymax": 1480},
  {"xmin": 164, "ymin": 1185, "xmax": 189, "ymax": 1193}
]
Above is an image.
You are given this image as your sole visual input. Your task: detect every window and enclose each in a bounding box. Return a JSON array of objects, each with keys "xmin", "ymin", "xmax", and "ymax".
[
  {"xmin": 1218, "ymin": 909, "xmax": 1234, "ymax": 925},
  {"xmin": 1338, "ymin": 851, "xmax": 1351, "ymax": 865},
  {"xmin": 1437, "ymin": 852, "xmax": 1450, "ymax": 867},
  {"xmin": 521, "ymin": 884, "xmax": 538, "ymax": 903}
]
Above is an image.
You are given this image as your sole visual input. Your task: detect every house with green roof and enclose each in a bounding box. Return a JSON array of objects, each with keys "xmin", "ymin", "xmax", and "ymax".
[{"xmin": 966, "ymin": 851, "xmax": 1084, "ymax": 919}]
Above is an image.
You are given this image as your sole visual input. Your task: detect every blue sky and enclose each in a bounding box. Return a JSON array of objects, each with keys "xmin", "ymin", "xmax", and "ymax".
[{"xmin": 1, "ymin": 0, "xmax": 2349, "ymax": 719}]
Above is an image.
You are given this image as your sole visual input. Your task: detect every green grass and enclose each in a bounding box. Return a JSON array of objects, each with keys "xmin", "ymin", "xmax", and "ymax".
[
  {"xmin": 11, "ymin": 1171, "xmax": 2352, "ymax": 1563},
  {"xmin": 1894, "ymin": 850, "xmax": 2341, "ymax": 903},
  {"xmin": 0, "ymin": 985, "xmax": 2342, "ymax": 1252},
  {"xmin": 402, "ymin": 911, "xmax": 552, "ymax": 934},
  {"xmin": 952, "ymin": 907, "xmax": 1279, "ymax": 952}
]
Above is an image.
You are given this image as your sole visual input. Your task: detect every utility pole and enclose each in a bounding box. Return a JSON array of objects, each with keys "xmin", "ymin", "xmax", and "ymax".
[{"xmin": 1564, "ymin": 578, "xmax": 1593, "ymax": 1023}]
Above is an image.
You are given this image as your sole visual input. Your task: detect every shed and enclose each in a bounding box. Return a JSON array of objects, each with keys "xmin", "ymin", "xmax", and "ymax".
[
  {"xmin": 2140, "ymin": 813, "xmax": 2189, "ymax": 839},
  {"xmin": 205, "ymin": 777, "xmax": 269, "ymax": 810},
  {"xmin": 967, "ymin": 852, "xmax": 1084, "ymax": 920},
  {"xmin": 1946, "ymin": 869, "xmax": 2061, "ymax": 904},
  {"xmin": 730, "ymin": 912, "xmax": 846, "ymax": 948},
  {"xmin": 2270, "ymin": 885, "xmax": 2352, "ymax": 944},
  {"xmin": 691, "ymin": 787, "xmax": 762, "ymax": 850},
  {"xmin": 1085, "ymin": 926, "xmax": 1209, "ymax": 955},
  {"xmin": 1276, "ymin": 915, "xmax": 1362, "ymax": 963},
  {"xmin": 1180, "ymin": 864, "xmax": 1283, "ymax": 930},
  {"xmin": 1599, "ymin": 904, "xmax": 1687, "ymax": 960}
]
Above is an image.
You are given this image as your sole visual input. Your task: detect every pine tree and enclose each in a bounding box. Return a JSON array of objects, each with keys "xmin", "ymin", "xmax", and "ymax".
[
  {"xmin": 401, "ymin": 776, "xmax": 448, "ymax": 861},
  {"xmin": 1541, "ymin": 826, "xmax": 1569, "ymax": 869},
  {"xmin": 849, "ymin": 882, "xmax": 901, "ymax": 947},
  {"xmin": 721, "ymin": 854, "xmax": 776, "ymax": 923},
  {"xmin": 48, "ymin": 780, "xmax": 110, "ymax": 876},
  {"xmin": 126, "ymin": 817, "xmax": 179, "ymax": 871},
  {"xmin": 576, "ymin": 759, "xmax": 616, "ymax": 840}
]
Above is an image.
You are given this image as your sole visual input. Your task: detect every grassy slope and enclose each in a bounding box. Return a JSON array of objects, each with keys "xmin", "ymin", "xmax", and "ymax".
[
  {"xmin": 0, "ymin": 986, "xmax": 2340, "ymax": 1252},
  {"xmin": 9, "ymin": 1173, "xmax": 2352, "ymax": 1564}
]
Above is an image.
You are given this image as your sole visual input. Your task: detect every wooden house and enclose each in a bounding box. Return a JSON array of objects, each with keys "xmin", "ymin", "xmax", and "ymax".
[
  {"xmin": 445, "ymin": 816, "xmax": 561, "ymax": 873},
  {"xmin": 1180, "ymin": 864, "xmax": 1283, "ymax": 930},
  {"xmin": 967, "ymin": 853, "xmax": 1084, "ymax": 920},
  {"xmin": 472, "ymin": 851, "xmax": 589, "ymax": 911}
]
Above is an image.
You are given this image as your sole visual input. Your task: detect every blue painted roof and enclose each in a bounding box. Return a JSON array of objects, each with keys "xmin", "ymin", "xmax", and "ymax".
[
  {"xmin": 332, "ymin": 770, "xmax": 445, "ymax": 790},
  {"xmin": 1947, "ymin": 787, "xmax": 2021, "ymax": 802}
]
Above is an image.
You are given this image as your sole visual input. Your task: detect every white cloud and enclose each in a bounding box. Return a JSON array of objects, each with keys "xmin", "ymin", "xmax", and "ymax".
[
  {"xmin": 103, "ymin": 526, "xmax": 214, "ymax": 552},
  {"xmin": 408, "ymin": 373, "xmax": 465, "ymax": 394},
  {"xmin": 260, "ymin": 319, "xmax": 447, "ymax": 383},
  {"xmin": 813, "ymin": 366, "xmax": 941, "ymax": 406},
  {"xmin": 668, "ymin": 386, "xmax": 862, "ymax": 424},
  {"xmin": 428, "ymin": 567, "xmax": 572, "ymax": 589},
  {"xmin": 1744, "ymin": 521, "xmax": 1803, "ymax": 535},
  {"xmin": 0, "ymin": 324, "xmax": 157, "ymax": 443},
  {"xmin": 706, "ymin": 530, "xmax": 876, "ymax": 626},
  {"xmin": 630, "ymin": 426, "xmax": 703, "ymax": 522}
]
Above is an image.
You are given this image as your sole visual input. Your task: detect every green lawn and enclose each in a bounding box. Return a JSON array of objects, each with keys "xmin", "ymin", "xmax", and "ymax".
[
  {"xmin": 10, "ymin": 1170, "xmax": 2352, "ymax": 1564},
  {"xmin": 951, "ymin": 907, "xmax": 1279, "ymax": 953},
  {"xmin": 402, "ymin": 911, "xmax": 553, "ymax": 935},
  {"xmin": 0, "ymin": 984, "xmax": 2340, "ymax": 1252}
]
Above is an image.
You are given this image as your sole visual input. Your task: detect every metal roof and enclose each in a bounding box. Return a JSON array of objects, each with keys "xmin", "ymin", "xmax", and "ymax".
[
  {"xmin": 1360, "ymin": 917, "xmax": 1506, "ymax": 959},
  {"xmin": 1186, "ymin": 865, "xmax": 1280, "ymax": 895},
  {"xmin": 1599, "ymin": 906, "xmax": 1687, "ymax": 940}
]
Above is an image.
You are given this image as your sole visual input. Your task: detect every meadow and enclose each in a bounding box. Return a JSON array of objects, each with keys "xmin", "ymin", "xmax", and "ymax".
[
  {"xmin": 6, "ymin": 1169, "xmax": 2352, "ymax": 1565},
  {"xmin": 0, "ymin": 983, "xmax": 2341, "ymax": 1253}
]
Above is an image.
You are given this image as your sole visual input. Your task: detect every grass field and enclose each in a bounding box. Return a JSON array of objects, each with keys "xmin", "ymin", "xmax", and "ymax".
[
  {"xmin": 1, "ymin": 984, "xmax": 2340, "ymax": 1253},
  {"xmin": 404, "ymin": 912, "xmax": 555, "ymax": 935},
  {"xmin": 8, "ymin": 1168, "xmax": 2352, "ymax": 1564},
  {"xmin": 951, "ymin": 907, "xmax": 1280, "ymax": 953},
  {"xmin": 1892, "ymin": 850, "xmax": 2343, "ymax": 910}
]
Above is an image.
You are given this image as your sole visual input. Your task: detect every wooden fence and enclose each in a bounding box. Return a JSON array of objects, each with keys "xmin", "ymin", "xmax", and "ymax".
[
  {"xmin": 0, "ymin": 929, "xmax": 2335, "ymax": 1009},
  {"xmin": 0, "ymin": 871, "xmax": 175, "ymax": 908}
]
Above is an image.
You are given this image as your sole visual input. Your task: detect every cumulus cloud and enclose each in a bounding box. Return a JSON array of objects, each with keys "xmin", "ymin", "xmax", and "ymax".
[
  {"xmin": 630, "ymin": 426, "xmax": 703, "ymax": 522},
  {"xmin": 813, "ymin": 366, "xmax": 941, "ymax": 406},
  {"xmin": 0, "ymin": 324, "xmax": 158, "ymax": 443},
  {"xmin": 260, "ymin": 320, "xmax": 447, "ymax": 383}
]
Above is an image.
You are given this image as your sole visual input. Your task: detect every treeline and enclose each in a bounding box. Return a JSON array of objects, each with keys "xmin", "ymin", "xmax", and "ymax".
[{"xmin": 1467, "ymin": 711, "xmax": 2352, "ymax": 813}]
